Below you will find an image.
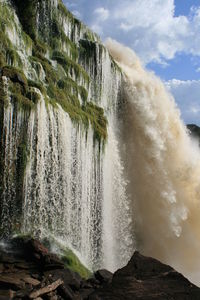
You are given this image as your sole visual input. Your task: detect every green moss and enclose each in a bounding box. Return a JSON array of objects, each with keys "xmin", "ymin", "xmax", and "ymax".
[
  {"xmin": 0, "ymin": 2, "xmax": 32, "ymax": 62},
  {"xmin": 6, "ymin": 49, "xmax": 22, "ymax": 67},
  {"xmin": 28, "ymin": 79, "xmax": 45, "ymax": 94},
  {"xmin": 58, "ymin": 2, "xmax": 75, "ymax": 22},
  {"xmin": 57, "ymin": 2, "xmax": 83, "ymax": 47},
  {"xmin": 0, "ymin": 1, "xmax": 107, "ymax": 141},
  {"xmin": 33, "ymin": 40, "xmax": 48, "ymax": 56},
  {"xmin": 26, "ymin": 90, "xmax": 40, "ymax": 104},
  {"xmin": 0, "ymin": 52, "xmax": 6, "ymax": 68},
  {"xmin": 21, "ymin": 31, "xmax": 33, "ymax": 50},
  {"xmin": 51, "ymin": 50, "xmax": 89, "ymax": 84},
  {"xmin": 83, "ymin": 102, "xmax": 108, "ymax": 141},
  {"xmin": 11, "ymin": 92, "xmax": 34, "ymax": 110},
  {"xmin": 61, "ymin": 248, "xmax": 91, "ymax": 279},
  {"xmin": 51, "ymin": 19, "xmax": 78, "ymax": 60},
  {"xmin": 0, "ymin": 3, "xmax": 15, "ymax": 29},
  {"xmin": 0, "ymin": 4, "xmax": 32, "ymax": 69},
  {"xmin": 2, "ymin": 66, "xmax": 37, "ymax": 109},
  {"xmin": 84, "ymin": 31, "xmax": 97, "ymax": 42},
  {"xmin": 31, "ymin": 55, "xmax": 58, "ymax": 84},
  {"xmin": 50, "ymin": 37, "xmax": 61, "ymax": 50},
  {"xmin": 79, "ymin": 40, "xmax": 105, "ymax": 68},
  {"xmin": 111, "ymin": 57, "xmax": 122, "ymax": 73},
  {"xmin": 51, "ymin": 51, "xmax": 70, "ymax": 73},
  {"xmin": 78, "ymin": 86, "xmax": 88, "ymax": 103},
  {"xmin": 0, "ymin": 78, "xmax": 8, "ymax": 105},
  {"xmin": 2, "ymin": 66, "xmax": 28, "ymax": 87},
  {"xmin": 58, "ymin": 78, "xmax": 78, "ymax": 95},
  {"xmin": 0, "ymin": 31, "xmax": 12, "ymax": 59},
  {"xmin": 46, "ymin": 82, "xmax": 107, "ymax": 142},
  {"xmin": 58, "ymin": 78, "xmax": 88, "ymax": 103},
  {"xmin": 57, "ymin": 2, "xmax": 99, "ymax": 44},
  {"xmin": 40, "ymin": 235, "xmax": 92, "ymax": 279}
]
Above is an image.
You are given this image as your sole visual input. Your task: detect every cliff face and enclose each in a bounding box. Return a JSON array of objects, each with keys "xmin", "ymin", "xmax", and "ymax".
[{"xmin": 0, "ymin": 0, "xmax": 133, "ymax": 272}]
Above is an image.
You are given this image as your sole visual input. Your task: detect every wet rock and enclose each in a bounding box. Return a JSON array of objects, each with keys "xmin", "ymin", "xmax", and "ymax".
[
  {"xmin": 89, "ymin": 251, "xmax": 200, "ymax": 300},
  {"xmin": 0, "ymin": 289, "xmax": 16, "ymax": 299},
  {"xmin": 0, "ymin": 263, "xmax": 4, "ymax": 273},
  {"xmin": 2, "ymin": 238, "xmax": 200, "ymax": 300},
  {"xmin": 22, "ymin": 276, "xmax": 40, "ymax": 286},
  {"xmin": 57, "ymin": 283, "xmax": 75, "ymax": 299},
  {"xmin": 29, "ymin": 278, "xmax": 63, "ymax": 299},
  {"xmin": 45, "ymin": 269, "xmax": 82, "ymax": 291},
  {"xmin": 11, "ymin": 237, "xmax": 64, "ymax": 271},
  {"xmin": 79, "ymin": 288, "xmax": 95, "ymax": 299},
  {"xmin": 86, "ymin": 277, "xmax": 100, "ymax": 288},
  {"xmin": 94, "ymin": 269, "xmax": 113, "ymax": 284},
  {"xmin": 0, "ymin": 274, "xmax": 25, "ymax": 290}
]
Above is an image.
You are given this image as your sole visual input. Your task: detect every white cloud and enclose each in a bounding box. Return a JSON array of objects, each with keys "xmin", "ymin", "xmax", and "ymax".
[
  {"xmin": 64, "ymin": 0, "xmax": 200, "ymax": 65},
  {"xmin": 114, "ymin": 0, "xmax": 175, "ymax": 29},
  {"xmin": 91, "ymin": 7, "xmax": 110, "ymax": 35},
  {"xmin": 72, "ymin": 10, "xmax": 82, "ymax": 19},
  {"xmin": 86, "ymin": 0, "xmax": 200, "ymax": 65},
  {"xmin": 91, "ymin": 24, "xmax": 103, "ymax": 35},
  {"xmin": 166, "ymin": 79, "xmax": 200, "ymax": 124},
  {"xmin": 111, "ymin": 0, "xmax": 191, "ymax": 64},
  {"xmin": 94, "ymin": 7, "xmax": 109, "ymax": 21},
  {"xmin": 65, "ymin": 2, "xmax": 77, "ymax": 9}
]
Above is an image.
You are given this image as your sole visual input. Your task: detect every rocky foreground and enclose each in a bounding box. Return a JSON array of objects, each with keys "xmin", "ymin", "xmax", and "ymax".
[{"xmin": 0, "ymin": 239, "xmax": 200, "ymax": 299}]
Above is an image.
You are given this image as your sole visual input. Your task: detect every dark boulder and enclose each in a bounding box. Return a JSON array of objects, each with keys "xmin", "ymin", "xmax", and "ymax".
[{"xmin": 89, "ymin": 251, "xmax": 200, "ymax": 300}]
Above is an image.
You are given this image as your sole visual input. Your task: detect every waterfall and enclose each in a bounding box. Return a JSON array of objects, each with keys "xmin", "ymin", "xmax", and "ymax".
[
  {"xmin": 0, "ymin": 76, "xmax": 30, "ymax": 236},
  {"xmin": 3, "ymin": 0, "xmax": 200, "ymax": 285},
  {"xmin": 106, "ymin": 38, "xmax": 200, "ymax": 284},
  {"xmin": 102, "ymin": 124, "xmax": 133, "ymax": 270},
  {"xmin": 21, "ymin": 94, "xmax": 133, "ymax": 271},
  {"xmin": 0, "ymin": 0, "xmax": 134, "ymax": 271}
]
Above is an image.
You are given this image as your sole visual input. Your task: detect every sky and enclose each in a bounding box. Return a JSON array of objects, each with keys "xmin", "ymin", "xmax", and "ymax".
[{"xmin": 64, "ymin": 0, "xmax": 200, "ymax": 125}]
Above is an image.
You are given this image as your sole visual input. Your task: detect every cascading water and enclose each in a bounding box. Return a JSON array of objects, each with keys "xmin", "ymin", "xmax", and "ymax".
[
  {"xmin": 0, "ymin": 77, "xmax": 30, "ymax": 236},
  {"xmin": 21, "ymin": 92, "xmax": 133, "ymax": 272},
  {"xmin": 106, "ymin": 38, "xmax": 200, "ymax": 284}
]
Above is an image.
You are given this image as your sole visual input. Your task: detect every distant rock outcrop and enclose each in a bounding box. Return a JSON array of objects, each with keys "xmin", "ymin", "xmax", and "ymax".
[
  {"xmin": 1, "ymin": 239, "xmax": 200, "ymax": 299},
  {"xmin": 187, "ymin": 124, "xmax": 200, "ymax": 141}
]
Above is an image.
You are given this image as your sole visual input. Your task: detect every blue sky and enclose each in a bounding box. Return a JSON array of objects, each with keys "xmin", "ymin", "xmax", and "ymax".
[{"xmin": 64, "ymin": 0, "xmax": 200, "ymax": 125}]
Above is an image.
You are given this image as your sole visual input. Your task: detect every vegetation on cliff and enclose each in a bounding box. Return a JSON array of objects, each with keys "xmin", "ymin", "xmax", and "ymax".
[{"xmin": 0, "ymin": 0, "xmax": 108, "ymax": 142}]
